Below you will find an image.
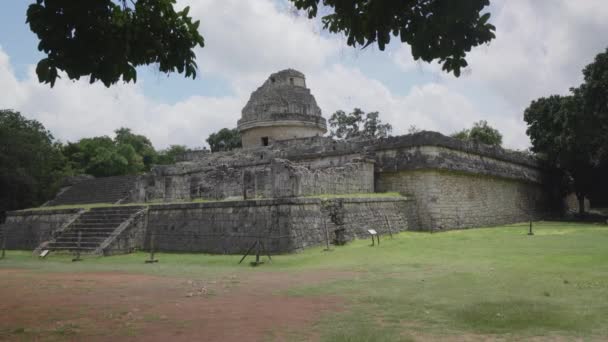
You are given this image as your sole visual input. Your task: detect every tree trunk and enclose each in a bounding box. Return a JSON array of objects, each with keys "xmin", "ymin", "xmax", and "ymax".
[{"xmin": 576, "ymin": 193, "xmax": 586, "ymax": 216}]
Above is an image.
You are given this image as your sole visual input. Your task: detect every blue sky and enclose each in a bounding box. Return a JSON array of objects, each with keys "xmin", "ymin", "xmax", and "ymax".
[{"xmin": 1, "ymin": 0, "xmax": 607, "ymax": 149}]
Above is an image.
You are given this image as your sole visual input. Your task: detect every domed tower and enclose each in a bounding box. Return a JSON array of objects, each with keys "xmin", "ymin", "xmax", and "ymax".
[{"xmin": 237, "ymin": 69, "xmax": 327, "ymax": 148}]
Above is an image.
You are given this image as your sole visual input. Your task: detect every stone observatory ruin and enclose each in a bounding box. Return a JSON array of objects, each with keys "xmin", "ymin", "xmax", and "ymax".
[
  {"xmin": 238, "ymin": 69, "xmax": 327, "ymax": 148},
  {"xmin": 1, "ymin": 69, "xmax": 549, "ymax": 256}
]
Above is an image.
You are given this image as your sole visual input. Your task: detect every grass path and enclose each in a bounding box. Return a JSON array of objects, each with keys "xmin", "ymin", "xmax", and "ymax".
[{"xmin": 1, "ymin": 221, "xmax": 608, "ymax": 340}]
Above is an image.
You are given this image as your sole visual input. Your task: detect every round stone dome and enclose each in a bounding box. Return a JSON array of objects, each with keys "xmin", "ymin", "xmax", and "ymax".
[{"xmin": 237, "ymin": 69, "xmax": 327, "ymax": 148}]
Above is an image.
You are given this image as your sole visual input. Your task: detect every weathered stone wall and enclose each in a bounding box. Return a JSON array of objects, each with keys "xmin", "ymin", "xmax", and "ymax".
[
  {"xmin": 145, "ymin": 197, "xmax": 412, "ymax": 253},
  {"xmin": 238, "ymin": 69, "xmax": 327, "ymax": 148},
  {"xmin": 288, "ymin": 197, "xmax": 416, "ymax": 250},
  {"xmin": 139, "ymin": 157, "xmax": 375, "ymax": 203},
  {"xmin": 267, "ymin": 159, "xmax": 374, "ymax": 198},
  {"xmin": 100, "ymin": 211, "xmax": 147, "ymax": 255},
  {"xmin": 1, "ymin": 209, "xmax": 82, "ymax": 249},
  {"xmin": 134, "ymin": 163, "xmax": 270, "ymax": 202},
  {"xmin": 373, "ymin": 145, "xmax": 542, "ymax": 183},
  {"xmin": 376, "ymin": 170, "xmax": 546, "ymax": 230},
  {"xmin": 241, "ymin": 124, "xmax": 325, "ymax": 148}
]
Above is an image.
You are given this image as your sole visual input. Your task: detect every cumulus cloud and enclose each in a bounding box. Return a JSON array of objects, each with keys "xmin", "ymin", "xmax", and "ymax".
[
  {"xmin": 310, "ymin": 65, "xmax": 483, "ymax": 138},
  {"xmin": 0, "ymin": 48, "xmax": 244, "ymax": 149},
  {"xmin": 389, "ymin": 0, "xmax": 608, "ymax": 147},
  {"xmin": 180, "ymin": 0, "xmax": 340, "ymax": 94},
  {"xmin": 2, "ymin": 0, "xmax": 607, "ymax": 151}
]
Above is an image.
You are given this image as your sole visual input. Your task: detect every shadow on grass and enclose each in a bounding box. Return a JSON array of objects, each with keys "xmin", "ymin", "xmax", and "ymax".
[{"xmin": 449, "ymin": 300, "xmax": 588, "ymax": 334}]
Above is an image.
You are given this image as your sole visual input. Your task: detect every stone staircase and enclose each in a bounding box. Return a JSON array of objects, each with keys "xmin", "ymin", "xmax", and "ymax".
[
  {"xmin": 42, "ymin": 206, "xmax": 146, "ymax": 255},
  {"xmin": 47, "ymin": 175, "xmax": 138, "ymax": 206}
]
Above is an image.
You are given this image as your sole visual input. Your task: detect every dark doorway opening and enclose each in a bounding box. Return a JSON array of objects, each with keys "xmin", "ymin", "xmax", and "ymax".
[{"xmin": 261, "ymin": 137, "xmax": 269, "ymax": 146}]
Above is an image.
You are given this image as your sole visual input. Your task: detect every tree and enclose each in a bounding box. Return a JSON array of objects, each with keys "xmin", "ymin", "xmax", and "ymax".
[
  {"xmin": 0, "ymin": 110, "xmax": 65, "ymax": 218},
  {"xmin": 291, "ymin": 0, "xmax": 495, "ymax": 76},
  {"xmin": 27, "ymin": 0, "xmax": 204, "ymax": 87},
  {"xmin": 577, "ymin": 48, "xmax": 608, "ymax": 162},
  {"xmin": 328, "ymin": 108, "xmax": 392, "ymax": 139},
  {"xmin": 206, "ymin": 128, "xmax": 242, "ymax": 152},
  {"xmin": 26, "ymin": 0, "xmax": 494, "ymax": 88},
  {"xmin": 451, "ymin": 120, "xmax": 502, "ymax": 146},
  {"xmin": 524, "ymin": 49, "xmax": 608, "ymax": 215},
  {"xmin": 114, "ymin": 127, "xmax": 157, "ymax": 170},
  {"xmin": 157, "ymin": 145, "xmax": 189, "ymax": 164},
  {"xmin": 62, "ymin": 128, "xmax": 159, "ymax": 177},
  {"xmin": 407, "ymin": 125, "xmax": 421, "ymax": 134}
]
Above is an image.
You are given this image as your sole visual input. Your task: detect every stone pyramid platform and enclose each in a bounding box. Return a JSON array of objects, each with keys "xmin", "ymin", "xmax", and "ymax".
[
  {"xmin": 41, "ymin": 206, "xmax": 146, "ymax": 255},
  {"xmin": 48, "ymin": 175, "xmax": 138, "ymax": 206}
]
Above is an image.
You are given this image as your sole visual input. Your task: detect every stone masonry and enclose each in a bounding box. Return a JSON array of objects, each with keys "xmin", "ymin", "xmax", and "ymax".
[{"xmin": 0, "ymin": 68, "xmax": 555, "ymax": 255}]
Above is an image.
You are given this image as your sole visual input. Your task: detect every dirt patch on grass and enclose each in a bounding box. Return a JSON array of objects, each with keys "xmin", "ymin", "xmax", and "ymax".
[{"xmin": 0, "ymin": 269, "xmax": 349, "ymax": 341}]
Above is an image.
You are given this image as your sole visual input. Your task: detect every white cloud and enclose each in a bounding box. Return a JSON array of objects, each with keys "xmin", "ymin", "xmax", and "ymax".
[
  {"xmin": 388, "ymin": 0, "xmax": 608, "ymax": 148},
  {"xmin": 2, "ymin": 0, "xmax": 607, "ymax": 152},
  {"xmin": 0, "ymin": 0, "xmax": 340, "ymax": 149},
  {"xmin": 180, "ymin": 0, "xmax": 339, "ymax": 93},
  {"xmin": 0, "ymin": 48, "xmax": 244, "ymax": 149},
  {"xmin": 310, "ymin": 64, "xmax": 484, "ymax": 138}
]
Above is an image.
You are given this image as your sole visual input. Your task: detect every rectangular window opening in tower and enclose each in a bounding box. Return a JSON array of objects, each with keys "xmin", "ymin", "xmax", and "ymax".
[{"xmin": 261, "ymin": 137, "xmax": 269, "ymax": 146}]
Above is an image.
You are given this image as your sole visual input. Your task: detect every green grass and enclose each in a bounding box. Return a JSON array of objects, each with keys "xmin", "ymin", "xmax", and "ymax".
[
  {"xmin": 2, "ymin": 221, "xmax": 608, "ymax": 340},
  {"xmin": 20, "ymin": 198, "xmax": 220, "ymax": 212},
  {"xmin": 306, "ymin": 192, "xmax": 404, "ymax": 199},
  {"xmin": 23, "ymin": 194, "xmax": 404, "ymax": 212}
]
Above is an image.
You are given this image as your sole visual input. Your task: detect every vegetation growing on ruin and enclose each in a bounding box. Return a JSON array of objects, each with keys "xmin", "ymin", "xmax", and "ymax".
[
  {"xmin": 206, "ymin": 128, "xmax": 242, "ymax": 152},
  {"xmin": 306, "ymin": 192, "xmax": 403, "ymax": 199},
  {"xmin": 328, "ymin": 108, "xmax": 392, "ymax": 139},
  {"xmin": 451, "ymin": 120, "xmax": 503, "ymax": 147},
  {"xmin": 1, "ymin": 222, "xmax": 607, "ymax": 340}
]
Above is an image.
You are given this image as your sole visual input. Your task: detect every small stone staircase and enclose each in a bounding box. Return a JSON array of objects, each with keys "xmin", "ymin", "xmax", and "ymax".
[
  {"xmin": 47, "ymin": 175, "xmax": 138, "ymax": 206},
  {"xmin": 42, "ymin": 206, "xmax": 146, "ymax": 255}
]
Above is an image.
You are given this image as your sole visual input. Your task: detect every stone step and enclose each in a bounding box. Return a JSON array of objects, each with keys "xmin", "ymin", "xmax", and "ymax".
[
  {"xmin": 48, "ymin": 175, "xmax": 138, "ymax": 206},
  {"xmin": 72, "ymin": 221, "xmax": 123, "ymax": 226},
  {"xmin": 45, "ymin": 246, "xmax": 97, "ymax": 251},
  {"xmin": 63, "ymin": 229, "xmax": 117, "ymax": 234},
  {"xmin": 89, "ymin": 207, "xmax": 144, "ymax": 212},
  {"xmin": 74, "ymin": 219, "xmax": 130, "ymax": 225},
  {"xmin": 53, "ymin": 235, "xmax": 109, "ymax": 241},
  {"xmin": 57, "ymin": 231, "xmax": 111, "ymax": 237},
  {"xmin": 71, "ymin": 222, "xmax": 123, "ymax": 228},
  {"xmin": 49, "ymin": 242, "xmax": 104, "ymax": 248}
]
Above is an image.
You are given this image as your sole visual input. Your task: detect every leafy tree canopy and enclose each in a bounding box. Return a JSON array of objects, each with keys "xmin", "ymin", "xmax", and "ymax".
[
  {"xmin": 0, "ymin": 109, "xmax": 65, "ymax": 218},
  {"xmin": 157, "ymin": 145, "xmax": 190, "ymax": 165},
  {"xmin": 328, "ymin": 108, "xmax": 392, "ymax": 139},
  {"xmin": 206, "ymin": 128, "xmax": 242, "ymax": 152},
  {"xmin": 62, "ymin": 127, "xmax": 160, "ymax": 177},
  {"xmin": 114, "ymin": 127, "xmax": 157, "ymax": 169},
  {"xmin": 451, "ymin": 120, "xmax": 502, "ymax": 146},
  {"xmin": 524, "ymin": 48, "xmax": 608, "ymax": 213},
  {"xmin": 27, "ymin": 0, "xmax": 204, "ymax": 87},
  {"xmin": 26, "ymin": 0, "xmax": 494, "ymax": 87},
  {"xmin": 291, "ymin": 0, "xmax": 496, "ymax": 76}
]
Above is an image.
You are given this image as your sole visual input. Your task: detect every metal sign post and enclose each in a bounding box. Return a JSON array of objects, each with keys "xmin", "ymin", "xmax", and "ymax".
[
  {"xmin": 145, "ymin": 229, "xmax": 159, "ymax": 263},
  {"xmin": 1, "ymin": 229, "xmax": 6, "ymax": 259},
  {"xmin": 72, "ymin": 230, "xmax": 82, "ymax": 262}
]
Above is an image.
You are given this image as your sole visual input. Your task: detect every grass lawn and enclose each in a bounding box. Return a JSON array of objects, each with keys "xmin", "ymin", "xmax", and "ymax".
[{"xmin": 1, "ymin": 221, "xmax": 608, "ymax": 341}]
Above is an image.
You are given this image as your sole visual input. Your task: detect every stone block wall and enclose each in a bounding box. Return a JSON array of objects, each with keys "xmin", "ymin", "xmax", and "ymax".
[
  {"xmin": 145, "ymin": 200, "xmax": 293, "ymax": 254},
  {"xmin": 101, "ymin": 212, "xmax": 147, "ymax": 255},
  {"xmin": 376, "ymin": 170, "xmax": 546, "ymax": 231},
  {"xmin": 144, "ymin": 197, "xmax": 412, "ymax": 254},
  {"xmin": 288, "ymin": 197, "xmax": 416, "ymax": 250},
  {"xmin": 1, "ymin": 209, "xmax": 81, "ymax": 249},
  {"xmin": 135, "ymin": 164, "xmax": 270, "ymax": 202},
  {"xmin": 137, "ymin": 157, "xmax": 375, "ymax": 203},
  {"xmin": 266, "ymin": 159, "xmax": 375, "ymax": 198}
]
